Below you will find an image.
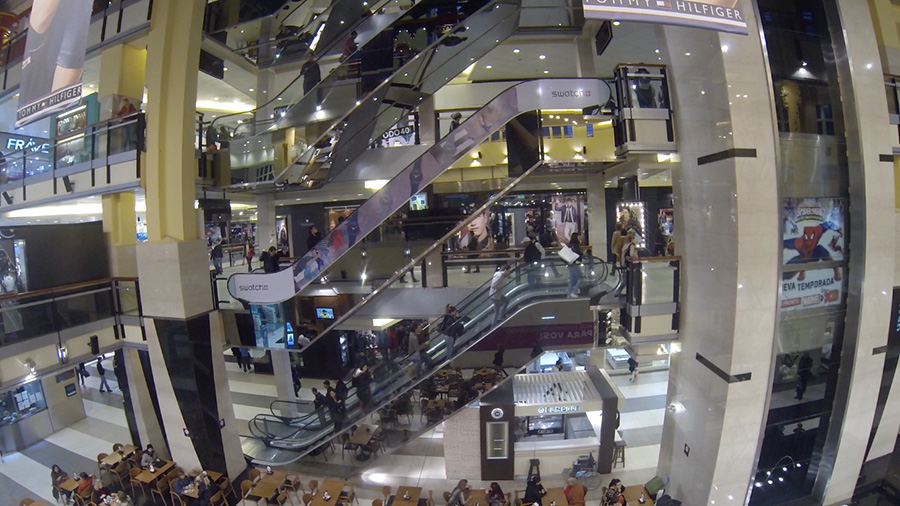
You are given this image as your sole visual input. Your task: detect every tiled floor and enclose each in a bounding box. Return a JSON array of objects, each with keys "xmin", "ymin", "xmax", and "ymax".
[{"xmin": 0, "ymin": 359, "xmax": 668, "ymax": 506}]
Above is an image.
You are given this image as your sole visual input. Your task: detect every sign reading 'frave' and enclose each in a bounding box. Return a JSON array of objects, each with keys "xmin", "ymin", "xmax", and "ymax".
[{"xmin": 582, "ymin": 0, "xmax": 748, "ymax": 35}]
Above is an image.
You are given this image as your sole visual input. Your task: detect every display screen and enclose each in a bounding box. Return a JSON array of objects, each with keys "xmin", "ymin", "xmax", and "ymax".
[
  {"xmin": 527, "ymin": 415, "xmax": 564, "ymax": 435},
  {"xmin": 316, "ymin": 307, "xmax": 335, "ymax": 320},
  {"xmin": 410, "ymin": 193, "xmax": 428, "ymax": 211}
]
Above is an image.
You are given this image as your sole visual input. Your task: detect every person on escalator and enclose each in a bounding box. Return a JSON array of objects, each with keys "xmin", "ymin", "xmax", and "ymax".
[
  {"xmin": 441, "ymin": 306, "xmax": 464, "ymax": 360},
  {"xmin": 312, "ymin": 387, "xmax": 327, "ymax": 410},
  {"xmin": 566, "ymin": 232, "xmax": 583, "ymax": 298},
  {"xmin": 522, "ymin": 237, "xmax": 542, "ymax": 285},
  {"xmin": 352, "ymin": 365, "xmax": 374, "ymax": 412},
  {"xmin": 325, "ymin": 389, "xmax": 346, "ymax": 430},
  {"xmin": 301, "ymin": 52, "xmax": 321, "ymax": 96},
  {"xmin": 490, "ymin": 265, "xmax": 511, "ymax": 327}
]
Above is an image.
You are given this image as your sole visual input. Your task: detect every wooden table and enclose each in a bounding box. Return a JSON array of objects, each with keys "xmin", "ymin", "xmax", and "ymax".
[
  {"xmin": 205, "ymin": 470, "xmax": 223, "ymax": 483},
  {"xmin": 349, "ymin": 424, "xmax": 378, "ymax": 446},
  {"xmin": 248, "ymin": 481, "xmax": 280, "ymax": 500},
  {"xmin": 543, "ymin": 488, "xmax": 568, "ymax": 506},
  {"xmin": 392, "ymin": 486, "xmax": 423, "ymax": 506},
  {"xmin": 426, "ymin": 399, "xmax": 445, "ymax": 409},
  {"xmin": 135, "ymin": 460, "xmax": 175, "ymax": 484},
  {"xmin": 309, "ymin": 480, "xmax": 346, "ymax": 506},
  {"xmin": 181, "ymin": 485, "xmax": 200, "ymax": 500},
  {"xmin": 101, "ymin": 445, "xmax": 138, "ymax": 467},
  {"xmin": 465, "ymin": 489, "xmax": 487, "ymax": 506},
  {"xmin": 58, "ymin": 478, "xmax": 79, "ymax": 493},
  {"xmin": 259, "ymin": 469, "xmax": 287, "ymax": 485},
  {"xmin": 474, "ymin": 368, "xmax": 494, "ymax": 376},
  {"xmin": 435, "ymin": 370, "xmax": 453, "ymax": 378},
  {"xmin": 622, "ymin": 486, "xmax": 654, "ymax": 505},
  {"xmin": 30, "ymin": 502, "xmax": 52, "ymax": 506}
]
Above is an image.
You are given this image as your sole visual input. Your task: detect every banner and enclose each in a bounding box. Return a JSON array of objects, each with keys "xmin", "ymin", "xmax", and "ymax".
[
  {"xmin": 470, "ymin": 322, "xmax": 594, "ymax": 351},
  {"xmin": 16, "ymin": 0, "xmax": 93, "ymax": 128},
  {"xmin": 781, "ymin": 267, "xmax": 842, "ymax": 312},
  {"xmin": 582, "ymin": 0, "xmax": 748, "ymax": 35},
  {"xmin": 783, "ymin": 198, "xmax": 845, "ymax": 266}
]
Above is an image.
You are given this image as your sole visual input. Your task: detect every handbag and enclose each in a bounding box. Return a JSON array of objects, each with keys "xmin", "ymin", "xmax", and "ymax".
[{"xmin": 558, "ymin": 245, "xmax": 579, "ymax": 265}]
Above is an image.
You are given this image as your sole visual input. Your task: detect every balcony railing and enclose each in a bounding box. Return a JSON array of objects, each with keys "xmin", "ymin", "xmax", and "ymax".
[{"xmin": 0, "ymin": 278, "xmax": 141, "ymax": 350}]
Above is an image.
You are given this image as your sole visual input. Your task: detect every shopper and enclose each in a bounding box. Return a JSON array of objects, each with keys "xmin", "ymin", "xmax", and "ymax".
[
  {"xmin": 140, "ymin": 444, "xmax": 156, "ymax": 467},
  {"xmin": 51, "ymin": 464, "xmax": 71, "ymax": 503},
  {"xmin": 490, "ymin": 265, "xmax": 511, "ymax": 327},
  {"xmin": 564, "ymin": 478, "xmax": 586, "ymax": 506},
  {"xmin": 352, "ymin": 364, "xmax": 374, "ymax": 412},
  {"xmin": 522, "ymin": 237, "xmax": 542, "ymax": 285},
  {"xmin": 450, "ymin": 112, "xmax": 462, "ymax": 132},
  {"xmin": 493, "ymin": 345, "xmax": 508, "ymax": 378},
  {"xmin": 312, "ymin": 387, "xmax": 327, "ymax": 409},
  {"xmin": 524, "ymin": 477, "xmax": 547, "ymax": 506},
  {"xmin": 488, "ymin": 483, "xmax": 506, "ymax": 506},
  {"xmin": 245, "ymin": 241, "xmax": 255, "ymax": 272},
  {"xmin": 567, "ymin": 232, "xmax": 583, "ymax": 298},
  {"xmin": 291, "ymin": 364, "xmax": 302, "ymax": 397},
  {"xmin": 307, "ymin": 226, "xmax": 322, "ymax": 252},
  {"xmin": 795, "ymin": 352, "xmax": 813, "ymax": 400},
  {"xmin": 325, "ymin": 389, "xmax": 346, "ymax": 430},
  {"xmin": 210, "ymin": 239, "xmax": 224, "ymax": 275},
  {"xmin": 440, "ymin": 306, "xmax": 462, "ymax": 360},
  {"xmin": 447, "ymin": 480, "xmax": 469, "ymax": 506},
  {"xmin": 77, "ymin": 362, "xmax": 88, "ymax": 386},
  {"xmin": 96, "ymin": 356, "xmax": 112, "ymax": 393},
  {"xmin": 610, "ymin": 223, "xmax": 625, "ymax": 268},
  {"xmin": 341, "ymin": 31, "xmax": 358, "ymax": 62},
  {"xmin": 240, "ymin": 348, "xmax": 253, "ymax": 372},
  {"xmin": 628, "ymin": 356, "xmax": 639, "ymax": 382},
  {"xmin": 301, "ymin": 52, "xmax": 321, "ymax": 95}
]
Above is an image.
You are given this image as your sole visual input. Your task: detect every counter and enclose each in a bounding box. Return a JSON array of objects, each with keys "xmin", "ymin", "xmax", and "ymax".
[{"xmin": 0, "ymin": 407, "xmax": 53, "ymax": 453}]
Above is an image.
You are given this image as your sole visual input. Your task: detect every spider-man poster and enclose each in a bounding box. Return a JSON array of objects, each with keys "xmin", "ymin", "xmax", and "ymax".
[{"xmin": 781, "ymin": 198, "xmax": 845, "ymax": 312}]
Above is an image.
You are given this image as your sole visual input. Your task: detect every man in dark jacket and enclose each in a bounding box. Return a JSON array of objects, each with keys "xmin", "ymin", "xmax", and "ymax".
[{"xmin": 522, "ymin": 237, "xmax": 542, "ymax": 284}]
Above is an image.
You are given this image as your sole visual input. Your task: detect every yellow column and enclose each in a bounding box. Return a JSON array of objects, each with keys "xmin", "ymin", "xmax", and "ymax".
[
  {"xmin": 102, "ymin": 192, "xmax": 137, "ymax": 246},
  {"xmin": 143, "ymin": 0, "xmax": 204, "ymax": 242},
  {"xmin": 869, "ymin": 0, "xmax": 900, "ymax": 74}
]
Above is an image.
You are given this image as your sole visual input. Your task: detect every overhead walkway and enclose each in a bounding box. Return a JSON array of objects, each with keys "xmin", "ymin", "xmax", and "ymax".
[
  {"xmin": 226, "ymin": 78, "xmax": 607, "ymax": 305},
  {"xmin": 240, "ymin": 254, "xmax": 617, "ymax": 465}
]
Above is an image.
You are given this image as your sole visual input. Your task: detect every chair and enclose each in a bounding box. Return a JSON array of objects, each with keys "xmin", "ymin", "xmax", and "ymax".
[
  {"xmin": 283, "ymin": 475, "xmax": 305, "ymax": 505},
  {"xmin": 152, "ymin": 479, "xmax": 171, "ymax": 506},
  {"xmin": 128, "ymin": 467, "xmax": 144, "ymax": 496},
  {"xmin": 342, "ymin": 485, "xmax": 359, "ymax": 505},
  {"xmin": 96, "ymin": 453, "xmax": 109, "ymax": 478},
  {"xmin": 425, "ymin": 491, "xmax": 435, "ymax": 506},
  {"xmin": 272, "ymin": 492, "xmax": 290, "ymax": 506},
  {"xmin": 210, "ymin": 491, "xmax": 228, "ymax": 506},
  {"xmin": 308, "ymin": 480, "xmax": 319, "ymax": 495},
  {"xmin": 249, "ymin": 469, "xmax": 262, "ymax": 483},
  {"xmin": 302, "ymin": 493, "xmax": 313, "ymax": 506},
  {"xmin": 612, "ymin": 440, "xmax": 626, "ymax": 468},
  {"xmin": 20, "ymin": 499, "xmax": 35, "ymax": 506},
  {"xmin": 169, "ymin": 491, "xmax": 186, "ymax": 506},
  {"xmin": 112, "ymin": 461, "xmax": 130, "ymax": 490},
  {"xmin": 219, "ymin": 475, "xmax": 238, "ymax": 501},
  {"xmin": 381, "ymin": 486, "xmax": 391, "ymax": 504},
  {"xmin": 112, "ymin": 443, "xmax": 124, "ymax": 453},
  {"xmin": 241, "ymin": 480, "xmax": 255, "ymax": 506},
  {"xmin": 340, "ymin": 433, "xmax": 358, "ymax": 461},
  {"xmin": 442, "ymin": 492, "xmax": 451, "ymax": 504},
  {"xmin": 373, "ymin": 501, "xmax": 383, "ymax": 506}
]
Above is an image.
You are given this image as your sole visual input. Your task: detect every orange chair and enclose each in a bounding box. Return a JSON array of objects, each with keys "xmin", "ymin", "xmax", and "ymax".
[
  {"xmin": 282, "ymin": 475, "xmax": 305, "ymax": 505},
  {"xmin": 302, "ymin": 493, "xmax": 313, "ymax": 506},
  {"xmin": 308, "ymin": 480, "xmax": 319, "ymax": 495},
  {"xmin": 20, "ymin": 499, "xmax": 35, "ymax": 506},
  {"xmin": 381, "ymin": 486, "xmax": 391, "ymax": 504},
  {"xmin": 373, "ymin": 501, "xmax": 384, "ymax": 506},
  {"xmin": 218, "ymin": 475, "xmax": 238, "ymax": 501},
  {"xmin": 249, "ymin": 469, "xmax": 262, "ymax": 483},
  {"xmin": 210, "ymin": 491, "xmax": 227, "ymax": 506},
  {"xmin": 152, "ymin": 479, "xmax": 170, "ymax": 506}
]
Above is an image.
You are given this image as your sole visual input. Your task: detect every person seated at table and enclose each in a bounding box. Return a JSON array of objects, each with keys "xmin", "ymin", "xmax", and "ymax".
[
  {"xmin": 76, "ymin": 472, "xmax": 95, "ymax": 498},
  {"xmin": 140, "ymin": 444, "xmax": 157, "ymax": 467},
  {"xmin": 173, "ymin": 472, "xmax": 195, "ymax": 500},
  {"xmin": 115, "ymin": 490, "xmax": 134, "ymax": 506},
  {"xmin": 488, "ymin": 482, "xmax": 506, "ymax": 506},
  {"xmin": 51, "ymin": 464, "xmax": 72, "ymax": 503},
  {"xmin": 312, "ymin": 387, "xmax": 327, "ymax": 409},
  {"xmin": 194, "ymin": 470, "xmax": 219, "ymax": 506},
  {"xmin": 455, "ymin": 381, "xmax": 478, "ymax": 409},
  {"xmin": 564, "ymin": 478, "xmax": 586, "ymax": 506},
  {"xmin": 447, "ymin": 479, "xmax": 469, "ymax": 506},
  {"xmin": 524, "ymin": 477, "xmax": 547, "ymax": 506},
  {"xmin": 602, "ymin": 479, "xmax": 625, "ymax": 506}
]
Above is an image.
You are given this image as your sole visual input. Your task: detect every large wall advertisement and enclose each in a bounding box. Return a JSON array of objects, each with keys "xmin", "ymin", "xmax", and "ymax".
[
  {"xmin": 582, "ymin": 0, "xmax": 748, "ymax": 35},
  {"xmin": 781, "ymin": 198, "xmax": 845, "ymax": 312},
  {"xmin": 16, "ymin": 0, "xmax": 93, "ymax": 128}
]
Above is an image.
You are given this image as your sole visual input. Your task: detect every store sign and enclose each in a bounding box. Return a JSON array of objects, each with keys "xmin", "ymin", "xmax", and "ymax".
[
  {"xmin": 6, "ymin": 137, "xmax": 50, "ymax": 153},
  {"xmin": 537, "ymin": 405, "xmax": 580, "ymax": 414},
  {"xmin": 781, "ymin": 267, "xmax": 842, "ymax": 312},
  {"xmin": 16, "ymin": 0, "xmax": 93, "ymax": 127},
  {"xmin": 471, "ymin": 323, "xmax": 594, "ymax": 351},
  {"xmin": 582, "ymin": 0, "xmax": 748, "ymax": 35}
]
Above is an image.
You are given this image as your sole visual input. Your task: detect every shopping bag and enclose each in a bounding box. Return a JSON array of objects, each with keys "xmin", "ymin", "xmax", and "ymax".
[{"xmin": 558, "ymin": 245, "xmax": 579, "ymax": 265}]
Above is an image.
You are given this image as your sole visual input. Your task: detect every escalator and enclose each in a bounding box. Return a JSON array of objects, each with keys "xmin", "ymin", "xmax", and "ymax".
[
  {"xmin": 241, "ymin": 254, "xmax": 617, "ymax": 464},
  {"xmin": 227, "ymin": 78, "xmax": 607, "ymax": 305},
  {"xmin": 208, "ymin": 0, "xmax": 520, "ymax": 148}
]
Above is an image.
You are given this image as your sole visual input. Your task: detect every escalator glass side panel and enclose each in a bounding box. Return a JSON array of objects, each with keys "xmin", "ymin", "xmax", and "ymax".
[{"xmin": 227, "ymin": 78, "xmax": 606, "ymax": 305}]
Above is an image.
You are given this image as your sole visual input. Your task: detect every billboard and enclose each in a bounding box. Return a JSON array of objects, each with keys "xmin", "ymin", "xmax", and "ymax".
[
  {"xmin": 781, "ymin": 198, "xmax": 845, "ymax": 312},
  {"xmin": 582, "ymin": 0, "xmax": 748, "ymax": 35},
  {"xmin": 16, "ymin": 0, "xmax": 93, "ymax": 128}
]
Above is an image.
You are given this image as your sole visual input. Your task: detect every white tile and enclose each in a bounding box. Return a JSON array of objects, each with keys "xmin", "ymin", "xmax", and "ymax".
[
  {"xmin": 228, "ymin": 380, "xmax": 279, "ymax": 398},
  {"xmin": 617, "ymin": 409, "xmax": 665, "ymax": 431},
  {"xmin": 45, "ymin": 426, "xmax": 121, "ymax": 462},
  {"xmin": 0, "ymin": 451, "xmax": 58, "ymax": 503},
  {"xmin": 83, "ymin": 399, "xmax": 128, "ymax": 428}
]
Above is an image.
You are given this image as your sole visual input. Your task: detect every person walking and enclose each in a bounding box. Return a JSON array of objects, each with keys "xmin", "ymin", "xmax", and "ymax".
[
  {"xmin": 230, "ymin": 347, "xmax": 244, "ymax": 371},
  {"xmin": 795, "ymin": 352, "xmax": 813, "ymax": 400},
  {"xmin": 490, "ymin": 265, "xmax": 511, "ymax": 327},
  {"xmin": 96, "ymin": 356, "xmax": 112, "ymax": 393},
  {"xmin": 307, "ymin": 226, "xmax": 322, "ymax": 252},
  {"xmin": 210, "ymin": 239, "xmax": 224, "ymax": 275},
  {"xmin": 627, "ymin": 356, "xmax": 639, "ymax": 382},
  {"xmin": 566, "ymin": 232, "xmax": 583, "ymax": 298},
  {"xmin": 245, "ymin": 241, "xmax": 255, "ymax": 272},
  {"xmin": 77, "ymin": 362, "xmax": 88, "ymax": 386}
]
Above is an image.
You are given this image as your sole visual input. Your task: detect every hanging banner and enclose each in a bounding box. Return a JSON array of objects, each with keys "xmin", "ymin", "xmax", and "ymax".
[
  {"xmin": 781, "ymin": 267, "xmax": 843, "ymax": 312},
  {"xmin": 582, "ymin": 0, "xmax": 748, "ymax": 35},
  {"xmin": 16, "ymin": 0, "xmax": 93, "ymax": 128}
]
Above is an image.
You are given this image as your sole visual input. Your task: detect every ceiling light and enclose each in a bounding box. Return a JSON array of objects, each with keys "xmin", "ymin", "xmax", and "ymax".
[
  {"xmin": 543, "ymin": 70, "xmax": 549, "ymax": 74},
  {"xmin": 223, "ymin": 67, "xmax": 228, "ymax": 71},
  {"xmin": 654, "ymin": 49, "xmax": 660, "ymax": 54},
  {"xmin": 249, "ymin": 88, "xmax": 255, "ymax": 92},
  {"xmin": 684, "ymin": 52, "xmax": 691, "ymax": 56},
  {"xmin": 541, "ymin": 316, "xmax": 555, "ymax": 320},
  {"xmin": 802, "ymin": 61, "xmax": 808, "ymax": 67},
  {"xmin": 721, "ymin": 44, "xmax": 729, "ymax": 52},
  {"xmin": 539, "ymin": 54, "xmax": 546, "ymax": 59},
  {"xmin": 485, "ymin": 65, "xmax": 492, "ymax": 69},
  {"xmin": 612, "ymin": 20, "xmax": 620, "ymax": 26},
  {"xmin": 513, "ymin": 48, "xmax": 520, "ymax": 53},
  {"xmin": 364, "ymin": 180, "xmax": 389, "ymax": 190}
]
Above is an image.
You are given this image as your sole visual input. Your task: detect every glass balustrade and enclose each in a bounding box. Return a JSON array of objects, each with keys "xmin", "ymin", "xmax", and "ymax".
[{"xmin": 623, "ymin": 256, "xmax": 680, "ymax": 306}]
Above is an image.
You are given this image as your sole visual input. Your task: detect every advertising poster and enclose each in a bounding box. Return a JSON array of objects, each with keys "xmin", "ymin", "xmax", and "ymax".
[
  {"xmin": 582, "ymin": 0, "xmax": 748, "ymax": 35},
  {"xmin": 782, "ymin": 198, "xmax": 845, "ymax": 267},
  {"xmin": 16, "ymin": 0, "xmax": 93, "ymax": 127},
  {"xmin": 552, "ymin": 196, "xmax": 583, "ymax": 246},
  {"xmin": 781, "ymin": 267, "xmax": 842, "ymax": 312}
]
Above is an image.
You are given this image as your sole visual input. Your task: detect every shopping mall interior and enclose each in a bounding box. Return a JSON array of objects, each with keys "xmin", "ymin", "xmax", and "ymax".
[{"xmin": 1, "ymin": 0, "xmax": 900, "ymax": 505}]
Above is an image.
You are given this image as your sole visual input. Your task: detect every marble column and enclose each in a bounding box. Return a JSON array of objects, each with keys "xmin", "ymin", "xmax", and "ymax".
[
  {"xmin": 257, "ymin": 193, "xmax": 277, "ymax": 251},
  {"xmin": 655, "ymin": 6, "xmax": 780, "ymax": 504},
  {"xmin": 585, "ymin": 173, "xmax": 606, "ymax": 261},
  {"xmin": 271, "ymin": 350, "xmax": 299, "ymax": 417},
  {"xmin": 819, "ymin": 0, "xmax": 895, "ymax": 502}
]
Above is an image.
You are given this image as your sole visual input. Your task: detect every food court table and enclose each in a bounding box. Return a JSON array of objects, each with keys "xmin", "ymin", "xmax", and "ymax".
[
  {"xmin": 205, "ymin": 470, "xmax": 223, "ymax": 483},
  {"xmin": 259, "ymin": 469, "xmax": 287, "ymax": 485},
  {"xmin": 248, "ymin": 481, "xmax": 279, "ymax": 500},
  {"xmin": 135, "ymin": 460, "xmax": 175, "ymax": 484},
  {"xmin": 309, "ymin": 480, "xmax": 346, "ymax": 506},
  {"xmin": 465, "ymin": 490, "xmax": 487, "ymax": 506},
  {"xmin": 101, "ymin": 445, "xmax": 138, "ymax": 467},
  {"xmin": 543, "ymin": 488, "xmax": 568, "ymax": 506},
  {"xmin": 622, "ymin": 486, "xmax": 654, "ymax": 505},
  {"xmin": 349, "ymin": 424, "xmax": 378, "ymax": 446},
  {"xmin": 58, "ymin": 478, "xmax": 79, "ymax": 493},
  {"xmin": 392, "ymin": 486, "xmax": 423, "ymax": 506}
]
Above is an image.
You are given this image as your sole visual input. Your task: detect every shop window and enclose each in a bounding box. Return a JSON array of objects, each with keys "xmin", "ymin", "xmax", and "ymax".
[
  {"xmin": 551, "ymin": 126, "xmax": 562, "ymax": 138},
  {"xmin": 586, "ymin": 124, "xmax": 594, "ymax": 138},
  {"xmin": 541, "ymin": 127, "xmax": 550, "ymax": 138},
  {"xmin": 491, "ymin": 131, "xmax": 501, "ymax": 142},
  {"xmin": 816, "ymin": 105, "xmax": 834, "ymax": 136},
  {"xmin": 563, "ymin": 126, "xmax": 574, "ymax": 138}
]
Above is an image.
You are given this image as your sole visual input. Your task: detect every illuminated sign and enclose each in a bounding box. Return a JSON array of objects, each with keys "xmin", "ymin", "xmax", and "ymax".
[
  {"xmin": 537, "ymin": 405, "xmax": 580, "ymax": 414},
  {"xmin": 6, "ymin": 138, "xmax": 50, "ymax": 153}
]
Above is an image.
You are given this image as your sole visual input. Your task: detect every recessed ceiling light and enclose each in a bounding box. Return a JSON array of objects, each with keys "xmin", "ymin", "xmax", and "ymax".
[
  {"xmin": 655, "ymin": 48, "xmax": 660, "ymax": 54},
  {"xmin": 249, "ymin": 88, "xmax": 255, "ymax": 92},
  {"xmin": 223, "ymin": 67, "xmax": 228, "ymax": 71},
  {"xmin": 539, "ymin": 54, "xmax": 546, "ymax": 59},
  {"xmin": 612, "ymin": 20, "xmax": 620, "ymax": 26},
  {"xmin": 485, "ymin": 64, "xmax": 492, "ymax": 69},
  {"xmin": 513, "ymin": 48, "xmax": 520, "ymax": 53},
  {"xmin": 684, "ymin": 52, "xmax": 691, "ymax": 56},
  {"xmin": 214, "ymin": 97, "xmax": 219, "ymax": 101},
  {"xmin": 543, "ymin": 70, "xmax": 549, "ymax": 74},
  {"xmin": 88, "ymin": 84, "xmax": 95, "ymax": 88}
]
